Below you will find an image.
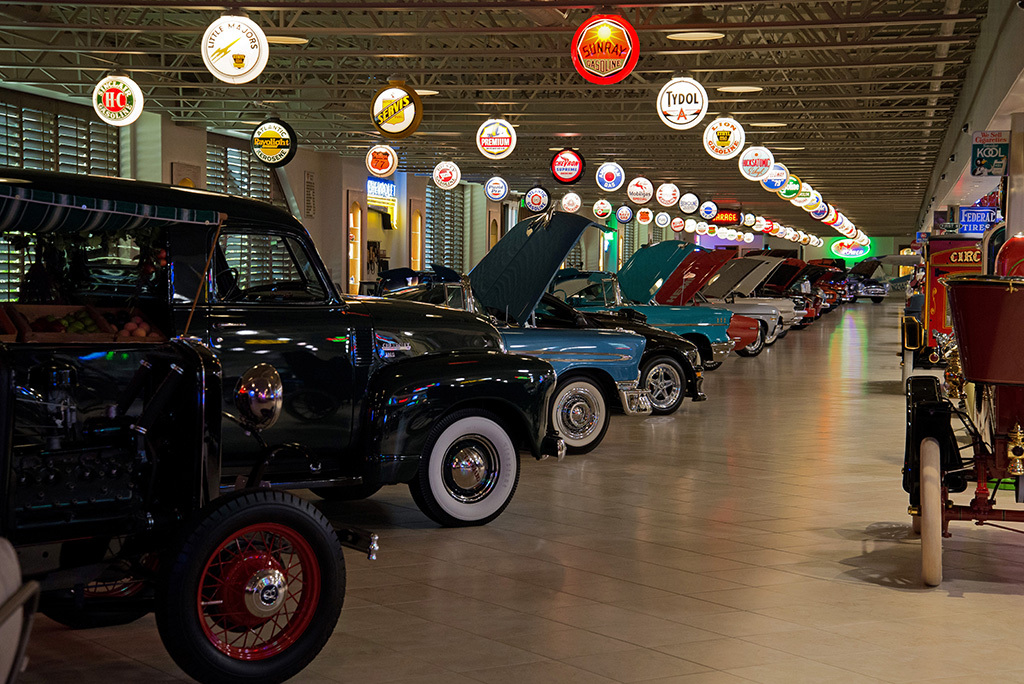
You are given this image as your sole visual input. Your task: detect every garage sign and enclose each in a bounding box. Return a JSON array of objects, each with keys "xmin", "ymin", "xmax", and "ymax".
[{"xmin": 571, "ymin": 15, "xmax": 639, "ymax": 85}]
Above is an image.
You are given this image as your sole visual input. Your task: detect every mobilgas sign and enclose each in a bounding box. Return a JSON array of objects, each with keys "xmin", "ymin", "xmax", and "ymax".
[{"xmin": 958, "ymin": 206, "xmax": 997, "ymax": 234}]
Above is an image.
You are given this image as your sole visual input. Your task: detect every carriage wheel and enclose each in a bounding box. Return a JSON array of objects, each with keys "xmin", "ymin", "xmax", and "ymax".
[{"xmin": 920, "ymin": 437, "xmax": 943, "ymax": 586}]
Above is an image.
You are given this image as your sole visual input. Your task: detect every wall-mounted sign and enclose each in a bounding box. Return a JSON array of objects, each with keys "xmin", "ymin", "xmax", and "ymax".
[
  {"xmin": 371, "ymin": 80, "xmax": 423, "ymax": 139},
  {"xmin": 971, "ymin": 130, "xmax": 1010, "ymax": 176},
  {"xmin": 432, "ymin": 161, "xmax": 461, "ymax": 190},
  {"xmin": 485, "ymin": 176, "xmax": 509, "ymax": 202},
  {"xmin": 636, "ymin": 207, "xmax": 653, "ymax": 225},
  {"xmin": 571, "ymin": 14, "xmax": 639, "ymax": 85},
  {"xmin": 702, "ymin": 117, "xmax": 745, "ymax": 160},
  {"xmin": 475, "ymin": 118, "xmax": 517, "ymax": 159},
  {"xmin": 830, "ymin": 238, "xmax": 871, "ymax": 259},
  {"xmin": 561, "ymin": 192, "xmax": 582, "ymax": 213},
  {"xmin": 251, "ymin": 118, "xmax": 297, "ymax": 167},
  {"xmin": 777, "ymin": 174, "xmax": 801, "ymax": 200},
  {"xmin": 709, "ymin": 209, "xmax": 740, "ymax": 226},
  {"xmin": 366, "ymin": 144, "xmax": 398, "ymax": 177},
  {"xmin": 958, "ymin": 206, "xmax": 998, "ymax": 234},
  {"xmin": 678, "ymin": 193, "xmax": 700, "ymax": 214},
  {"xmin": 684, "ymin": 218, "xmax": 697, "ymax": 233},
  {"xmin": 595, "ymin": 161, "xmax": 625, "ymax": 191},
  {"xmin": 525, "ymin": 186, "xmax": 550, "ymax": 213},
  {"xmin": 742, "ymin": 213, "xmax": 756, "ymax": 227},
  {"xmin": 809, "ymin": 203, "xmax": 829, "ymax": 220},
  {"xmin": 202, "ymin": 15, "xmax": 269, "ymax": 84},
  {"xmin": 655, "ymin": 183, "xmax": 680, "ymax": 207},
  {"xmin": 655, "ymin": 77, "xmax": 709, "ymax": 130},
  {"xmin": 551, "ymin": 148, "xmax": 585, "ymax": 184},
  {"xmin": 627, "ymin": 177, "xmax": 653, "ymax": 204},
  {"xmin": 366, "ymin": 176, "xmax": 397, "ymax": 202},
  {"xmin": 698, "ymin": 200, "xmax": 718, "ymax": 220},
  {"xmin": 737, "ymin": 146, "xmax": 774, "ymax": 181},
  {"xmin": 671, "ymin": 217, "xmax": 685, "ymax": 233},
  {"xmin": 616, "ymin": 205, "xmax": 634, "ymax": 223},
  {"xmin": 92, "ymin": 74, "xmax": 144, "ymax": 127},
  {"xmin": 760, "ymin": 163, "xmax": 789, "ymax": 192},
  {"xmin": 593, "ymin": 198, "xmax": 613, "ymax": 219},
  {"xmin": 654, "ymin": 211, "xmax": 671, "ymax": 228}
]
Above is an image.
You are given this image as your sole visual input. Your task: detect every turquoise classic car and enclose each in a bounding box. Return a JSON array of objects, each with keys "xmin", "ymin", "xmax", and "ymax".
[
  {"xmin": 383, "ymin": 212, "xmax": 652, "ymax": 454},
  {"xmin": 551, "ymin": 242, "xmax": 735, "ymax": 370}
]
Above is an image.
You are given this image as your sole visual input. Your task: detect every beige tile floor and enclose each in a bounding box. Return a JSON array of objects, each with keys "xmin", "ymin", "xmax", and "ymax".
[{"xmin": 23, "ymin": 300, "xmax": 1024, "ymax": 683}]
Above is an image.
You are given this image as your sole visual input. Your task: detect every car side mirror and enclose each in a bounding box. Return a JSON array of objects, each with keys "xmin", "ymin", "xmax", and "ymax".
[
  {"xmin": 234, "ymin": 363, "xmax": 283, "ymax": 431},
  {"xmin": 574, "ymin": 313, "xmax": 588, "ymax": 327}
]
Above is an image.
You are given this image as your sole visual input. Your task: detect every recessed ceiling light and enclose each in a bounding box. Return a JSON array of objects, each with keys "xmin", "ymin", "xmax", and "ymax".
[
  {"xmin": 266, "ymin": 35, "xmax": 309, "ymax": 45},
  {"xmin": 748, "ymin": 122, "xmax": 787, "ymax": 127},
  {"xmin": 414, "ymin": 89, "xmax": 439, "ymax": 96},
  {"xmin": 240, "ymin": 120, "xmax": 263, "ymax": 125},
  {"xmin": 716, "ymin": 85, "xmax": 763, "ymax": 93},
  {"xmin": 667, "ymin": 31, "xmax": 725, "ymax": 41},
  {"xmin": 773, "ymin": 146, "xmax": 805, "ymax": 151}
]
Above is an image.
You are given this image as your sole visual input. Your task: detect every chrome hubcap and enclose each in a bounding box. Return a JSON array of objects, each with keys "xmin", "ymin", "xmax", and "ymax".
[
  {"xmin": 645, "ymin": 364, "xmax": 681, "ymax": 410},
  {"xmin": 243, "ymin": 568, "xmax": 288, "ymax": 619},
  {"xmin": 443, "ymin": 436, "xmax": 499, "ymax": 503},
  {"xmin": 558, "ymin": 387, "xmax": 599, "ymax": 440}
]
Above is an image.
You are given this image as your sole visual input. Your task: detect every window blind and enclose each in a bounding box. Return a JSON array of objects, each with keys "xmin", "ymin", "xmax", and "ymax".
[{"xmin": 424, "ymin": 185, "xmax": 464, "ymax": 270}]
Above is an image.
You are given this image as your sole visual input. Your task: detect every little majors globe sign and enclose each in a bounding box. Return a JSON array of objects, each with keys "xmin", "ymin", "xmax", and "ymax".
[{"xmin": 201, "ymin": 15, "xmax": 270, "ymax": 85}]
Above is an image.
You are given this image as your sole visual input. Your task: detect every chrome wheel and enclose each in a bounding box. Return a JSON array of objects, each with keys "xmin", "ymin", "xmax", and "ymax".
[
  {"xmin": 442, "ymin": 435, "xmax": 500, "ymax": 504},
  {"xmin": 641, "ymin": 356, "xmax": 684, "ymax": 415},
  {"xmin": 552, "ymin": 376, "xmax": 610, "ymax": 454}
]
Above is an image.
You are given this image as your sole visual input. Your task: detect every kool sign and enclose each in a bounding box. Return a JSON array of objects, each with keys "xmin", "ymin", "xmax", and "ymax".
[{"xmin": 571, "ymin": 15, "xmax": 639, "ymax": 85}]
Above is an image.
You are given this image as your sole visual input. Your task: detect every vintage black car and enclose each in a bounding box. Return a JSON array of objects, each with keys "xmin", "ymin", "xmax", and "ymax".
[{"xmin": 0, "ymin": 168, "xmax": 561, "ymax": 682}]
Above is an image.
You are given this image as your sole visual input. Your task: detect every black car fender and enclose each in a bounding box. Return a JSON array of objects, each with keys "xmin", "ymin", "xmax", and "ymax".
[
  {"xmin": 903, "ymin": 375, "xmax": 966, "ymax": 502},
  {"xmin": 361, "ymin": 350, "xmax": 557, "ymax": 485}
]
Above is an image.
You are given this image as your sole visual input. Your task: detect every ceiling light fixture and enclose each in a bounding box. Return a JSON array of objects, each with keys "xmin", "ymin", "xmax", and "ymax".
[
  {"xmin": 748, "ymin": 122, "xmax": 787, "ymax": 127},
  {"xmin": 667, "ymin": 8, "xmax": 725, "ymax": 41},
  {"xmin": 414, "ymin": 89, "xmax": 439, "ymax": 96},
  {"xmin": 715, "ymin": 85, "xmax": 763, "ymax": 93},
  {"xmin": 773, "ymin": 146, "xmax": 805, "ymax": 151},
  {"xmin": 265, "ymin": 35, "xmax": 309, "ymax": 45}
]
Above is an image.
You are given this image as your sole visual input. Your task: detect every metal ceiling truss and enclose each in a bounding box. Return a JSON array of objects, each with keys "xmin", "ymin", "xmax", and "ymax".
[{"xmin": 0, "ymin": 0, "xmax": 990, "ymax": 236}]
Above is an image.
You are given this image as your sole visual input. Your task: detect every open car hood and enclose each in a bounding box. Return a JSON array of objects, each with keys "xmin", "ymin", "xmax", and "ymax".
[
  {"xmin": 655, "ymin": 250, "xmax": 734, "ymax": 305},
  {"xmin": 701, "ymin": 257, "xmax": 779, "ymax": 299},
  {"xmin": 469, "ymin": 211, "xmax": 598, "ymax": 326},
  {"xmin": 617, "ymin": 241, "xmax": 696, "ymax": 303}
]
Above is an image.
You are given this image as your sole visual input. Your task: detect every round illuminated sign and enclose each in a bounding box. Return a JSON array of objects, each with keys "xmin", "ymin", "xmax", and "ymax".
[
  {"xmin": 790, "ymin": 183, "xmax": 815, "ymax": 207},
  {"xmin": 616, "ymin": 205, "xmax": 634, "ymax": 223},
  {"xmin": 432, "ymin": 161, "xmax": 461, "ymax": 190},
  {"xmin": 201, "ymin": 15, "xmax": 269, "ymax": 85},
  {"xmin": 738, "ymin": 146, "xmax": 775, "ymax": 181},
  {"xmin": 698, "ymin": 200, "xmax": 718, "ymax": 220},
  {"xmin": 822, "ymin": 204, "xmax": 839, "ymax": 225},
  {"xmin": 475, "ymin": 118, "xmax": 517, "ymax": 160},
  {"xmin": 656, "ymin": 183, "xmax": 680, "ymax": 208},
  {"xmin": 702, "ymin": 117, "xmax": 746, "ymax": 160},
  {"xmin": 678, "ymin": 193, "xmax": 700, "ymax": 214},
  {"xmin": 743, "ymin": 232, "xmax": 754, "ymax": 244},
  {"xmin": 627, "ymin": 177, "xmax": 654, "ymax": 204},
  {"xmin": 743, "ymin": 213, "xmax": 756, "ymax": 227},
  {"xmin": 366, "ymin": 144, "xmax": 398, "ymax": 178},
  {"xmin": 655, "ymin": 77, "xmax": 709, "ymax": 131},
  {"xmin": 551, "ymin": 148, "xmax": 585, "ymax": 184},
  {"xmin": 571, "ymin": 15, "xmax": 640, "ymax": 85},
  {"xmin": 525, "ymin": 186, "xmax": 550, "ymax": 213},
  {"xmin": 684, "ymin": 218, "xmax": 697, "ymax": 233},
  {"xmin": 671, "ymin": 217, "xmax": 685, "ymax": 233},
  {"xmin": 561, "ymin": 192, "xmax": 582, "ymax": 213},
  {"xmin": 696, "ymin": 222, "xmax": 709, "ymax": 235},
  {"xmin": 809, "ymin": 203, "xmax": 829, "ymax": 220},
  {"xmin": 707, "ymin": 225, "xmax": 718, "ymax": 236},
  {"xmin": 830, "ymin": 239, "xmax": 870, "ymax": 259},
  {"xmin": 593, "ymin": 199, "xmax": 613, "ymax": 219},
  {"xmin": 595, "ymin": 162, "xmax": 625, "ymax": 192},
  {"xmin": 371, "ymin": 81, "xmax": 423, "ymax": 140},
  {"xmin": 636, "ymin": 207, "xmax": 653, "ymax": 225},
  {"xmin": 485, "ymin": 176, "xmax": 509, "ymax": 202},
  {"xmin": 777, "ymin": 174, "xmax": 802, "ymax": 200},
  {"xmin": 654, "ymin": 211, "xmax": 671, "ymax": 228},
  {"xmin": 760, "ymin": 163, "xmax": 790, "ymax": 191},
  {"xmin": 803, "ymin": 191, "xmax": 823, "ymax": 212},
  {"xmin": 92, "ymin": 74, "xmax": 144, "ymax": 127},
  {"xmin": 251, "ymin": 118, "xmax": 297, "ymax": 167}
]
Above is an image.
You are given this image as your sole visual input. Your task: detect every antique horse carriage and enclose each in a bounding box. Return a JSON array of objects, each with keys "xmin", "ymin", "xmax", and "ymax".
[{"xmin": 904, "ymin": 227, "xmax": 1024, "ymax": 586}]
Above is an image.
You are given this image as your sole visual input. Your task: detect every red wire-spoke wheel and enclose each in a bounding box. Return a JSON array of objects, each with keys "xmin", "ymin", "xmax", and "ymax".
[
  {"xmin": 157, "ymin": 490, "xmax": 345, "ymax": 684},
  {"xmin": 198, "ymin": 522, "xmax": 321, "ymax": 660}
]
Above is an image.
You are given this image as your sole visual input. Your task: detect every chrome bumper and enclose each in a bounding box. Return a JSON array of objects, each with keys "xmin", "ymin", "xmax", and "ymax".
[
  {"xmin": 709, "ymin": 340, "xmax": 735, "ymax": 363},
  {"xmin": 617, "ymin": 381, "xmax": 652, "ymax": 416}
]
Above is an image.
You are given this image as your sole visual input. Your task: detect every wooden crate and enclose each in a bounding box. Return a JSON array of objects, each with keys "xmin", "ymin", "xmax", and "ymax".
[{"xmin": 9, "ymin": 304, "xmax": 117, "ymax": 343}]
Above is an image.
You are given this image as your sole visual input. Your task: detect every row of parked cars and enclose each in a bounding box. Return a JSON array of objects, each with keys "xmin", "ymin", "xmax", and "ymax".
[{"xmin": 0, "ymin": 169, "xmax": 878, "ymax": 684}]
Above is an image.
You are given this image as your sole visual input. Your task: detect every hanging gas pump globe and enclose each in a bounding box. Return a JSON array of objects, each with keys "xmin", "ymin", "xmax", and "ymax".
[{"xmin": 571, "ymin": 15, "xmax": 640, "ymax": 85}]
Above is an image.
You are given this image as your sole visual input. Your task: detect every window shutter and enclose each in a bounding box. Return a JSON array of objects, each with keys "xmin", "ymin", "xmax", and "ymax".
[{"xmin": 424, "ymin": 185, "xmax": 464, "ymax": 270}]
